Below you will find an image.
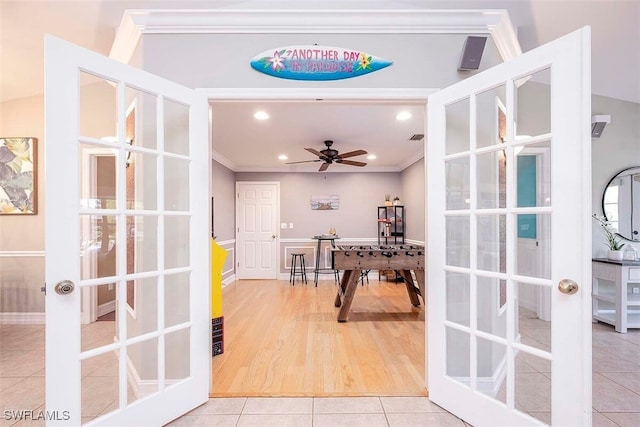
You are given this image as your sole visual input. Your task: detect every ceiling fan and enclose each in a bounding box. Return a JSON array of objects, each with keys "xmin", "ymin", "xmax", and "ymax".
[{"xmin": 286, "ymin": 140, "xmax": 368, "ymax": 172}]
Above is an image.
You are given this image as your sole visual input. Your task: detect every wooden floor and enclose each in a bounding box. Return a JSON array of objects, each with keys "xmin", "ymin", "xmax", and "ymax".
[{"xmin": 210, "ymin": 278, "xmax": 427, "ymax": 397}]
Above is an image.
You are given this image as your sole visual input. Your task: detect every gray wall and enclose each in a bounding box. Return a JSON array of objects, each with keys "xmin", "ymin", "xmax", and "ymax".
[
  {"xmin": 401, "ymin": 157, "xmax": 426, "ymax": 242},
  {"xmin": 236, "ymin": 172, "xmax": 402, "ymax": 239}
]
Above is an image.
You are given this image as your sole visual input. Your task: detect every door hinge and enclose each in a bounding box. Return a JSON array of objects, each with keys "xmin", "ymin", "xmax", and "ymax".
[
  {"xmin": 237, "ymin": 262, "xmax": 239, "ymax": 267},
  {"xmin": 41, "ymin": 284, "xmax": 46, "ymax": 295}
]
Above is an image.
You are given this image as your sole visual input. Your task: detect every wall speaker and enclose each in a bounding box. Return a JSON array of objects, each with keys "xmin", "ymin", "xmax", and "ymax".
[
  {"xmin": 458, "ymin": 36, "xmax": 487, "ymax": 71},
  {"xmin": 592, "ymin": 115, "xmax": 611, "ymax": 138}
]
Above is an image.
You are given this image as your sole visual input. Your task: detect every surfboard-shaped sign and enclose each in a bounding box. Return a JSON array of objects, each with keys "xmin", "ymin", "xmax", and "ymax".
[{"xmin": 250, "ymin": 45, "xmax": 392, "ymax": 81}]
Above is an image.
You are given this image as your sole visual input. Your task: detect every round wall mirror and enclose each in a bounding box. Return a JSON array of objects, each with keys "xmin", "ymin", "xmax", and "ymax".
[{"xmin": 602, "ymin": 166, "xmax": 640, "ymax": 241}]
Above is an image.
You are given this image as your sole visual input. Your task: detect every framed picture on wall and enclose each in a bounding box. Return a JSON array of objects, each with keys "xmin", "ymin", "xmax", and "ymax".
[{"xmin": 0, "ymin": 137, "xmax": 37, "ymax": 214}]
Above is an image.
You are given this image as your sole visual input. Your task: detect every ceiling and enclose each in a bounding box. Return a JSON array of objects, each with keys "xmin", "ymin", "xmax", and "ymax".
[{"xmin": 2, "ymin": 0, "xmax": 639, "ymax": 172}]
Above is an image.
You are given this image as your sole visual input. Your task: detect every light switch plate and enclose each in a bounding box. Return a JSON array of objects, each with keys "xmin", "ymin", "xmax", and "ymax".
[{"xmin": 289, "ymin": 223, "xmax": 294, "ymax": 229}]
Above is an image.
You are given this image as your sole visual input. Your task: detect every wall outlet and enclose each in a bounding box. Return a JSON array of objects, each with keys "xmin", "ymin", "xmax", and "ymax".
[
  {"xmin": 633, "ymin": 287, "xmax": 640, "ymax": 295},
  {"xmin": 281, "ymin": 222, "xmax": 287, "ymax": 229}
]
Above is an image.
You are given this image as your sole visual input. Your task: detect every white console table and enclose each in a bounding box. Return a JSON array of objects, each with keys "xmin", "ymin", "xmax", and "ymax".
[{"xmin": 592, "ymin": 258, "xmax": 640, "ymax": 333}]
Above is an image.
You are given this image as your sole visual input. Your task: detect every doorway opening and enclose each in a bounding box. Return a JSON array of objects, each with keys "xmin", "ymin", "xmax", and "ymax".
[{"xmin": 206, "ymin": 91, "xmax": 431, "ymax": 396}]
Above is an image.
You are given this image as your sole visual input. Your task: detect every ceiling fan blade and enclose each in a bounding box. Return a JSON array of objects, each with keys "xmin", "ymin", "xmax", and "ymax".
[
  {"xmin": 336, "ymin": 149, "xmax": 367, "ymax": 159},
  {"xmin": 305, "ymin": 148, "xmax": 324, "ymax": 157},
  {"xmin": 336, "ymin": 159, "xmax": 367, "ymax": 167},
  {"xmin": 318, "ymin": 162, "xmax": 330, "ymax": 172},
  {"xmin": 285, "ymin": 159, "xmax": 322, "ymax": 164}
]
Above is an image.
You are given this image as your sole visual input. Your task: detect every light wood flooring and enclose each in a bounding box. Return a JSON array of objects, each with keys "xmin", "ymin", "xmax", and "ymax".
[{"xmin": 210, "ymin": 278, "xmax": 427, "ymax": 397}]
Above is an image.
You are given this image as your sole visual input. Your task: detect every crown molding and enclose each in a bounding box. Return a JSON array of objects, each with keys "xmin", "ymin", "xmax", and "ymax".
[{"xmin": 109, "ymin": 8, "xmax": 521, "ymax": 64}]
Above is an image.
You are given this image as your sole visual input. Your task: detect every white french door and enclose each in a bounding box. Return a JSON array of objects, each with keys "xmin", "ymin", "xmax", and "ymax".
[
  {"xmin": 427, "ymin": 27, "xmax": 592, "ymax": 426},
  {"xmin": 44, "ymin": 35, "xmax": 210, "ymax": 425},
  {"xmin": 236, "ymin": 182, "xmax": 279, "ymax": 279}
]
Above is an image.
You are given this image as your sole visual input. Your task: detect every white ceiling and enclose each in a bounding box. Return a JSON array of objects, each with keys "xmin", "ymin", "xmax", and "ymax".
[{"xmin": 2, "ymin": 0, "xmax": 639, "ymax": 172}]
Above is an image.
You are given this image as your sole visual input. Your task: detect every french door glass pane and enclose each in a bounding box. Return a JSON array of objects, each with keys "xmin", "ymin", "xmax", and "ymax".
[
  {"xmin": 476, "ymin": 84, "xmax": 507, "ymax": 149},
  {"xmin": 127, "ymin": 338, "xmax": 159, "ymax": 404},
  {"xmin": 445, "ymin": 98, "xmax": 470, "ymax": 155},
  {"xmin": 446, "ymin": 216, "xmax": 470, "ymax": 268},
  {"xmin": 126, "ymin": 276, "xmax": 158, "ymax": 339},
  {"xmin": 515, "ymin": 68, "xmax": 551, "ymax": 137},
  {"xmin": 477, "ymin": 337, "xmax": 506, "ymax": 404},
  {"xmin": 477, "ymin": 214, "xmax": 506, "ymax": 273},
  {"xmin": 79, "ymin": 72, "xmax": 117, "ymax": 140},
  {"xmin": 446, "ymin": 157, "xmax": 470, "ymax": 210},
  {"xmin": 477, "ymin": 276, "xmax": 506, "ymax": 338},
  {"xmin": 445, "ymin": 326, "xmax": 470, "ymax": 382},
  {"xmin": 477, "ymin": 150, "xmax": 505, "ymax": 209},
  {"xmin": 81, "ymin": 283, "xmax": 118, "ymax": 352},
  {"xmin": 79, "ymin": 143, "xmax": 118, "ymax": 210},
  {"xmin": 80, "ymin": 215, "xmax": 118, "ymax": 280},
  {"xmin": 126, "ymin": 215, "xmax": 158, "ymax": 274},
  {"xmin": 165, "ymin": 216, "xmax": 190, "ymax": 269},
  {"xmin": 516, "ymin": 281, "xmax": 552, "ymax": 352},
  {"xmin": 515, "ymin": 213, "xmax": 551, "ymax": 280},
  {"xmin": 164, "ymin": 98, "xmax": 190, "ymax": 156},
  {"xmin": 513, "ymin": 350, "xmax": 552, "ymax": 424},
  {"xmin": 164, "ymin": 157, "xmax": 190, "ymax": 211},
  {"xmin": 446, "ymin": 272, "xmax": 470, "ymax": 327},
  {"xmin": 165, "ymin": 271, "xmax": 190, "ymax": 328},
  {"xmin": 126, "ymin": 151, "xmax": 158, "ymax": 210},
  {"xmin": 81, "ymin": 351, "xmax": 119, "ymax": 422},
  {"xmin": 165, "ymin": 328, "xmax": 190, "ymax": 383},
  {"xmin": 125, "ymin": 86, "xmax": 157, "ymax": 150}
]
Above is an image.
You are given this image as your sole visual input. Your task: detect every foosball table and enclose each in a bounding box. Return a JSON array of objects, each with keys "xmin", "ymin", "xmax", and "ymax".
[{"xmin": 332, "ymin": 245, "xmax": 426, "ymax": 322}]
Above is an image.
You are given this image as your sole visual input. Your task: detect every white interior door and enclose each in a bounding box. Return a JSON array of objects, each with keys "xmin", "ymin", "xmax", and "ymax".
[
  {"xmin": 44, "ymin": 35, "xmax": 210, "ymax": 426},
  {"xmin": 236, "ymin": 182, "xmax": 279, "ymax": 279},
  {"xmin": 427, "ymin": 27, "xmax": 592, "ymax": 426}
]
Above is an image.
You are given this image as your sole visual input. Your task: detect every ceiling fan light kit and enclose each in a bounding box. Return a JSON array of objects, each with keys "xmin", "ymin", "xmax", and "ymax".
[{"xmin": 286, "ymin": 140, "xmax": 368, "ymax": 172}]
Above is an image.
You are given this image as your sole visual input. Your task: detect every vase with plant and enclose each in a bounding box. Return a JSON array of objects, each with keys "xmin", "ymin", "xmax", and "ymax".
[
  {"xmin": 393, "ymin": 196, "xmax": 401, "ymax": 206},
  {"xmin": 384, "ymin": 194, "xmax": 392, "ymax": 207},
  {"xmin": 593, "ymin": 214, "xmax": 625, "ymax": 260}
]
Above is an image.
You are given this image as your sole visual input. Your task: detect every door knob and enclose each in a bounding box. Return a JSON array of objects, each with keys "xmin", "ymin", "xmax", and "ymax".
[
  {"xmin": 272, "ymin": 234, "xmax": 276, "ymax": 239},
  {"xmin": 558, "ymin": 279, "xmax": 578, "ymax": 295},
  {"xmin": 54, "ymin": 280, "xmax": 75, "ymax": 295}
]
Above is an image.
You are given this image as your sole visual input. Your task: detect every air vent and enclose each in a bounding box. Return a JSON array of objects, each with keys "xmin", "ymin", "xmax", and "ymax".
[{"xmin": 409, "ymin": 134, "xmax": 424, "ymax": 141}]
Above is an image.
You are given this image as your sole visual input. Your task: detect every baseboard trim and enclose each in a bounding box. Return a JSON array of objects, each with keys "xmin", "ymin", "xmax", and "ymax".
[
  {"xmin": 0, "ymin": 312, "xmax": 46, "ymax": 324},
  {"xmin": 222, "ymin": 275, "xmax": 236, "ymax": 287},
  {"xmin": 97, "ymin": 300, "xmax": 116, "ymax": 318}
]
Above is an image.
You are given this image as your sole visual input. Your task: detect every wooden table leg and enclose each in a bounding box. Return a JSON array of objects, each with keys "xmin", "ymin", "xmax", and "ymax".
[
  {"xmin": 399, "ymin": 270, "xmax": 421, "ymax": 307},
  {"xmin": 337, "ymin": 269, "xmax": 361, "ymax": 322},
  {"xmin": 334, "ymin": 269, "xmax": 354, "ymax": 307},
  {"xmin": 413, "ymin": 269, "xmax": 426, "ymax": 305}
]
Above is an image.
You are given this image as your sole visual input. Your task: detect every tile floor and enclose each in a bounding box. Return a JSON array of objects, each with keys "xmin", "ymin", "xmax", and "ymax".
[{"xmin": 2, "ymin": 319, "xmax": 640, "ymax": 425}]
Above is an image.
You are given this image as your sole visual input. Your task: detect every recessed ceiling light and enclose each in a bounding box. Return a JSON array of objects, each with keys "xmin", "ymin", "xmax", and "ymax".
[
  {"xmin": 367, "ymin": 154, "xmax": 377, "ymax": 160},
  {"xmin": 278, "ymin": 154, "xmax": 288, "ymax": 160},
  {"xmin": 396, "ymin": 111, "xmax": 412, "ymax": 121},
  {"xmin": 253, "ymin": 111, "xmax": 270, "ymax": 120}
]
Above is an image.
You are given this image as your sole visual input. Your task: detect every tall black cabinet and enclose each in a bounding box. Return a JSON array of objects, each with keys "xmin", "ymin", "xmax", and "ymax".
[{"xmin": 377, "ymin": 205, "xmax": 405, "ymax": 246}]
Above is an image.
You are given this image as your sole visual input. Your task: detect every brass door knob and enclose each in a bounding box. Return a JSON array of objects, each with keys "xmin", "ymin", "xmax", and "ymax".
[{"xmin": 558, "ymin": 279, "xmax": 578, "ymax": 295}]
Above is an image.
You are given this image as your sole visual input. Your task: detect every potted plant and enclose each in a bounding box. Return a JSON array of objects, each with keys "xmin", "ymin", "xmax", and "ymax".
[
  {"xmin": 593, "ymin": 214, "xmax": 625, "ymax": 260},
  {"xmin": 384, "ymin": 194, "xmax": 392, "ymax": 206},
  {"xmin": 393, "ymin": 196, "xmax": 401, "ymax": 206}
]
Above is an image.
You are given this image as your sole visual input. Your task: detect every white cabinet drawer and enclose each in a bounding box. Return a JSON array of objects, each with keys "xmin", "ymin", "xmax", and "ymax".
[
  {"xmin": 629, "ymin": 268, "xmax": 640, "ymax": 281},
  {"xmin": 593, "ymin": 262, "xmax": 617, "ymax": 281}
]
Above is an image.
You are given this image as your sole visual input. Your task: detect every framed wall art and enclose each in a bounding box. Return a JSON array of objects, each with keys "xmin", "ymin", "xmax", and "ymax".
[{"xmin": 0, "ymin": 137, "xmax": 37, "ymax": 214}]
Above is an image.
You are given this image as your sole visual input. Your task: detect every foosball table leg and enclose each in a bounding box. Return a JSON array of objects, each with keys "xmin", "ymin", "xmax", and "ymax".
[
  {"xmin": 399, "ymin": 270, "xmax": 421, "ymax": 307},
  {"xmin": 337, "ymin": 269, "xmax": 361, "ymax": 322}
]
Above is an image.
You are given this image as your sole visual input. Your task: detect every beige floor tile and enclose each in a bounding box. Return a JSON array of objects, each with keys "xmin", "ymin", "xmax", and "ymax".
[
  {"xmin": 0, "ymin": 377, "xmax": 45, "ymax": 412},
  {"xmin": 0, "ymin": 376, "xmax": 23, "ymax": 391},
  {"xmin": 593, "ymin": 347, "xmax": 640, "ymax": 372},
  {"xmin": 598, "ymin": 341, "xmax": 640, "ymax": 366},
  {"xmin": 237, "ymin": 414, "xmax": 312, "ymax": 427},
  {"xmin": 593, "ymin": 373, "xmax": 640, "ymax": 412},
  {"xmin": 165, "ymin": 413, "xmax": 240, "ymax": 426},
  {"xmin": 594, "ymin": 412, "xmax": 626, "ymax": 427},
  {"xmin": 593, "ymin": 328, "xmax": 636, "ymax": 348},
  {"xmin": 313, "ymin": 397, "xmax": 383, "ymax": 414},
  {"xmin": 600, "ymin": 371, "xmax": 640, "ymax": 394},
  {"xmin": 0, "ymin": 350, "xmax": 44, "ymax": 377},
  {"xmin": 386, "ymin": 412, "xmax": 466, "ymax": 427},
  {"xmin": 513, "ymin": 372, "xmax": 551, "ymax": 413},
  {"xmin": 186, "ymin": 397, "xmax": 246, "ymax": 415},
  {"xmin": 0, "ymin": 330, "xmax": 44, "ymax": 351},
  {"xmin": 313, "ymin": 413, "xmax": 388, "ymax": 427},
  {"xmin": 243, "ymin": 397, "xmax": 313, "ymax": 414},
  {"xmin": 379, "ymin": 396, "xmax": 445, "ymax": 413},
  {"xmin": 599, "ymin": 412, "xmax": 640, "ymax": 427}
]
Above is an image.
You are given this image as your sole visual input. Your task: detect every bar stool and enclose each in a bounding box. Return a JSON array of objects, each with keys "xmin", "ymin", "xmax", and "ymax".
[{"xmin": 289, "ymin": 253, "xmax": 307, "ymax": 285}]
